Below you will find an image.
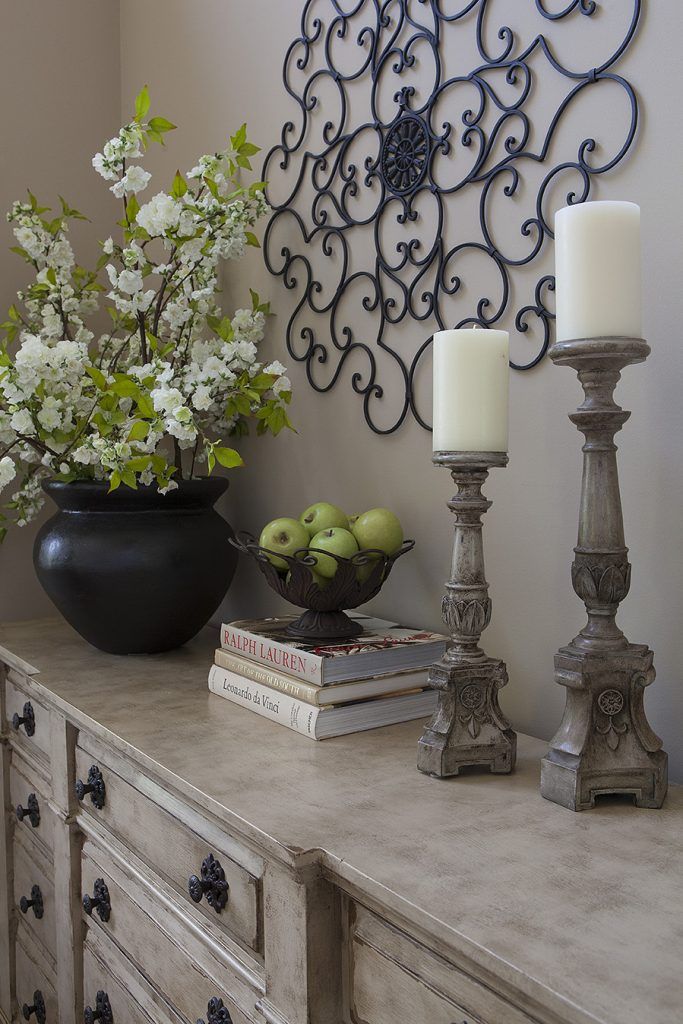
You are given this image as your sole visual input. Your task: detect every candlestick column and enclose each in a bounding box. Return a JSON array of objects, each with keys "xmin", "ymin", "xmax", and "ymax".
[
  {"xmin": 540, "ymin": 337, "xmax": 667, "ymax": 809},
  {"xmin": 417, "ymin": 452, "xmax": 516, "ymax": 777}
]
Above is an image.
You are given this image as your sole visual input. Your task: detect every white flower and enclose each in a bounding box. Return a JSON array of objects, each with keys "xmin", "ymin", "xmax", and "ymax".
[
  {"xmin": 158, "ymin": 479, "xmax": 178, "ymax": 495},
  {"xmin": 110, "ymin": 165, "xmax": 151, "ymax": 199},
  {"xmin": 92, "ymin": 152, "xmax": 118, "ymax": 181},
  {"xmin": 151, "ymin": 387, "xmax": 184, "ymax": 415},
  {"xmin": 272, "ymin": 375, "xmax": 291, "ymax": 396},
  {"xmin": 106, "ymin": 264, "xmax": 118, "ymax": 289},
  {"xmin": 264, "ymin": 360, "xmax": 286, "ymax": 376},
  {"xmin": 136, "ymin": 192, "xmax": 181, "ymax": 236},
  {"xmin": 102, "ymin": 237, "xmax": 114, "ymax": 255},
  {"xmin": 10, "ymin": 408, "xmax": 35, "ymax": 435},
  {"xmin": 117, "ymin": 269, "xmax": 143, "ymax": 295},
  {"xmin": 0, "ymin": 456, "xmax": 16, "ymax": 490},
  {"xmin": 192, "ymin": 385, "xmax": 213, "ymax": 411},
  {"xmin": 37, "ymin": 396, "xmax": 63, "ymax": 431}
]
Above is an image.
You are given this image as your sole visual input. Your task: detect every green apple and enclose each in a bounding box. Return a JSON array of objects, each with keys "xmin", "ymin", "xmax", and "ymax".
[
  {"xmin": 259, "ymin": 517, "xmax": 310, "ymax": 571},
  {"xmin": 299, "ymin": 501, "xmax": 349, "ymax": 536},
  {"xmin": 348, "ymin": 512, "xmax": 360, "ymax": 528},
  {"xmin": 351, "ymin": 508, "xmax": 403, "ymax": 559},
  {"xmin": 308, "ymin": 527, "xmax": 359, "ymax": 578}
]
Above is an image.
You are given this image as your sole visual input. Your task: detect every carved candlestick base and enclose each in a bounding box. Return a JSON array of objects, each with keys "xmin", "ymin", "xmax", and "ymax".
[
  {"xmin": 541, "ymin": 337, "xmax": 668, "ymax": 810},
  {"xmin": 418, "ymin": 453, "xmax": 516, "ymax": 778}
]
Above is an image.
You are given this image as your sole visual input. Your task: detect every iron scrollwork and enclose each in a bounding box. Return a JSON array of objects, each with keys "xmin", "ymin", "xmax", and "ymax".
[{"xmin": 263, "ymin": 0, "xmax": 641, "ymax": 433}]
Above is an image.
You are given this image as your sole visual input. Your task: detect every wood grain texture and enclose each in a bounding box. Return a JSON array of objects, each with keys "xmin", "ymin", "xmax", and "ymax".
[
  {"xmin": 0, "ymin": 619, "xmax": 681, "ymax": 1024},
  {"xmin": 12, "ymin": 828, "xmax": 55, "ymax": 970}
]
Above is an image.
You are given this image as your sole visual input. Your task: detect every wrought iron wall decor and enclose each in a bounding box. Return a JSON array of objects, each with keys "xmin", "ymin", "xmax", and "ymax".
[{"xmin": 263, "ymin": 0, "xmax": 641, "ymax": 434}]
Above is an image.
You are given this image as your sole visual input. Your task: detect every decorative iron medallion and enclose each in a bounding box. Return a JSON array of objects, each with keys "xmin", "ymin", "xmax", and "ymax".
[
  {"xmin": 263, "ymin": 1, "xmax": 642, "ymax": 433},
  {"xmin": 381, "ymin": 115, "xmax": 430, "ymax": 196}
]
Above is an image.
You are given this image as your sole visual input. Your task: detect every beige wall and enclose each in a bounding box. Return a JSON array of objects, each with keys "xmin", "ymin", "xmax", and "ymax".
[
  {"xmin": 0, "ymin": 0, "xmax": 121, "ymax": 619},
  {"xmin": 4, "ymin": 2, "xmax": 682, "ymax": 779}
]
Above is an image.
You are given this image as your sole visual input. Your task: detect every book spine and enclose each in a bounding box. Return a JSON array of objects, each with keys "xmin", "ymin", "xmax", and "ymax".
[
  {"xmin": 220, "ymin": 624, "xmax": 323, "ymax": 683},
  {"xmin": 214, "ymin": 650, "xmax": 323, "ymax": 705},
  {"xmin": 208, "ymin": 665, "xmax": 322, "ymax": 739}
]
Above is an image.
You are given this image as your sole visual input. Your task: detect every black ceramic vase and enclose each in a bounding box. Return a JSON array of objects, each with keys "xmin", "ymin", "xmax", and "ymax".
[{"xmin": 34, "ymin": 478, "xmax": 237, "ymax": 655}]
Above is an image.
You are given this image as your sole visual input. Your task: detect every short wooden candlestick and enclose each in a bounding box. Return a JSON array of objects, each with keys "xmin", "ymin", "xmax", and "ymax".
[
  {"xmin": 418, "ymin": 452, "xmax": 516, "ymax": 778},
  {"xmin": 541, "ymin": 336, "xmax": 668, "ymax": 810}
]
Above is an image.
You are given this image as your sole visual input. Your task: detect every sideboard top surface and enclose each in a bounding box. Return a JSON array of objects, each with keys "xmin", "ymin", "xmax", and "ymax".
[{"xmin": 1, "ymin": 618, "xmax": 681, "ymax": 1024}]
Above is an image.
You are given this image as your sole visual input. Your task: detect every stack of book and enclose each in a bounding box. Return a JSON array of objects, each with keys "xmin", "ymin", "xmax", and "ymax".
[{"xmin": 208, "ymin": 614, "xmax": 447, "ymax": 740}]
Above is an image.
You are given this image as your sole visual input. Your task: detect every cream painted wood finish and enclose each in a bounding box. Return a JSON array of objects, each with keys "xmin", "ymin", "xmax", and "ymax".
[{"xmin": 0, "ymin": 619, "xmax": 681, "ymax": 1024}]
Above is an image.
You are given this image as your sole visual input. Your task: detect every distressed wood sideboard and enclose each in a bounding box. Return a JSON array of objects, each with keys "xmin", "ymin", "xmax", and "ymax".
[{"xmin": 0, "ymin": 619, "xmax": 681, "ymax": 1024}]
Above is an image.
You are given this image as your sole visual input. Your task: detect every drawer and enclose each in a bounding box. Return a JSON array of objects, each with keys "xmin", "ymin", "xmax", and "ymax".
[
  {"xmin": 347, "ymin": 902, "xmax": 536, "ymax": 1024},
  {"xmin": 15, "ymin": 927, "xmax": 59, "ymax": 1023},
  {"xmin": 75, "ymin": 740, "xmax": 262, "ymax": 954},
  {"xmin": 81, "ymin": 842, "xmax": 259, "ymax": 1024},
  {"xmin": 84, "ymin": 928, "xmax": 254, "ymax": 1024},
  {"xmin": 13, "ymin": 828, "xmax": 56, "ymax": 966},
  {"xmin": 10, "ymin": 760, "xmax": 54, "ymax": 861},
  {"xmin": 5, "ymin": 670, "xmax": 51, "ymax": 767},
  {"xmin": 84, "ymin": 934, "xmax": 178, "ymax": 1024}
]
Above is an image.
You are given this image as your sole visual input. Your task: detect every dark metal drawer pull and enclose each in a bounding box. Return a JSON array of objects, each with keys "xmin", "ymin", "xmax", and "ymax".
[
  {"xmin": 19, "ymin": 884, "xmax": 44, "ymax": 919},
  {"xmin": 16, "ymin": 793, "xmax": 40, "ymax": 828},
  {"xmin": 82, "ymin": 878, "xmax": 111, "ymax": 922},
  {"xmin": 22, "ymin": 991, "xmax": 46, "ymax": 1023},
  {"xmin": 12, "ymin": 701, "xmax": 36, "ymax": 737},
  {"xmin": 197, "ymin": 996, "xmax": 232, "ymax": 1024},
  {"xmin": 75, "ymin": 765, "xmax": 106, "ymax": 810},
  {"xmin": 84, "ymin": 991, "xmax": 113, "ymax": 1024},
  {"xmin": 188, "ymin": 853, "xmax": 229, "ymax": 914}
]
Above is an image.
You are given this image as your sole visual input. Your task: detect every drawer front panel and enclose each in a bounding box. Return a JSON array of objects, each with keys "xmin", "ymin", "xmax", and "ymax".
[
  {"xmin": 75, "ymin": 743, "xmax": 261, "ymax": 953},
  {"xmin": 15, "ymin": 931, "xmax": 59, "ymax": 1023},
  {"xmin": 348, "ymin": 903, "xmax": 536, "ymax": 1024},
  {"xmin": 13, "ymin": 831, "xmax": 56, "ymax": 965},
  {"xmin": 84, "ymin": 940, "xmax": 174, "ymax": 1024},
  {"xmin": 5, "ymin": 671, "xmax": 51, "ymax": 766},
  {"xmin": 81, "ymin": 846, "xmax": 257, "ymax": 1024},
  {"xmin": 10, "ymin": 762, "xmax": 54, "ymax": 859}
]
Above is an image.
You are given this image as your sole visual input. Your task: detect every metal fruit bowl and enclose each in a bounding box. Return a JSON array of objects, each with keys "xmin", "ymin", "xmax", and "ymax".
[{"xmin": 231, "ymin": 532, "xmax": 415, "ymax": 641}]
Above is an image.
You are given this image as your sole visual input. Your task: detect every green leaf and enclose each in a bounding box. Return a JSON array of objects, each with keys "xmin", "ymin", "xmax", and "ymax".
[
  {"xmin": 250, "ymin": 288, "xmax": 260, "ymax": 311},
  {"xmin": 46, "ymin": 267, "xmax": 57, "ymax": 286},
  {"xmin": 236, "ymin": 155, "xmax": 252, "ymax": 170},
  {"xmin": 204, "ymin": 176, "xmax": 220, "ymax": 200},
  {"xmin": 136, "ymin": 394, "xmax": 155, "ymax": 418},
  {"xmin": 207, "ymin": 449, "xmax": 216, "ymax": 473},
  {"xmin": 231, "ymin": 123, "xmax": 247, "ymax": 149},
  {"xmin": 126, "ymin": 194, "xmax": 140, "ymax": 223},
  {"xmin": 239, "ymin": 142, "xmax": 260, "ymax": 157},
  {"xmin": 171, "ymin": 170, "xmax": 188, "ymax": 199},
  {"xmin": 108, "ymin": 471, "xmax": 121, "ymax": 492},
  {"xmin": 127, "ymin": 420, "xmax": 150, "ymax": 442},
  {"xmin": 213, "ymin": 446, "xmax": 243, "ymax": 469},
  {"xmin": 127, "ymin": 455, "xmax": 152, "ymax": 472},
  {"xmin": 121, "ymin": 467, "xmax": 137, "ymax": 489},
  {"xmin": 245, "ymin": 231, "xmax": 260, "ymax": 248},
  {"xmin": 85, "ymin": 365, "xmax": 107, "ymax": 390},
  {"xmin": 110, "ymin": 378, "xmax": 140, "ymax": 399},
  {"xmin": 148, "ymin": 116, "xmax": 176, "ymax": 134},
  {"xmin": 134, "ymin": 85, "xmax": 151, "ymax": 122}
]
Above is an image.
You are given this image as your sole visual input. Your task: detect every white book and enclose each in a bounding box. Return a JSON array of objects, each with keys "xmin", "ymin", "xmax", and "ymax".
[{"xmin": 208, "ymin": 664, "xmax": 437, "ymax": 740}]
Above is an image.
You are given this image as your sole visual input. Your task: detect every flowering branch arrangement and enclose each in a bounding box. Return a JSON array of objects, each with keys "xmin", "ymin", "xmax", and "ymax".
[{"xmin": 0, "ymin": 86, "xmax": 291, "ymax": 532}]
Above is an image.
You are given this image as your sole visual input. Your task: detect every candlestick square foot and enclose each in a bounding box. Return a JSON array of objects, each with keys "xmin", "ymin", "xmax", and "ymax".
[
  {"xmin": 540, "ymin": 643, "xmax": 668, "ymax": 811},
  {"xmin": 417, "ymin": 658, "xmax": 516, "ymax": 778}
]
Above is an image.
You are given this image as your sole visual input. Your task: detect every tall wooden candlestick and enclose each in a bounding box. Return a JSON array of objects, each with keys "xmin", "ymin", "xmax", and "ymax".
[
  {"xmin": 417, "ymin": 452, "xmax": 516, "ymax": 778},
  {"xmin": 540, "ymin": 336, "xmax": 667, "ymax": 810}
]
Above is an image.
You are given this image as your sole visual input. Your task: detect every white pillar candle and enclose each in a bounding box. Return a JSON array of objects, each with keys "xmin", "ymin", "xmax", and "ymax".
[
  {"xmin": 432, "ymin": 328, "xmax": 509, "ymax": 452},
  {"xmin": 554, "ymin": 200, "xmax": 641, "ymax": 342}
]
